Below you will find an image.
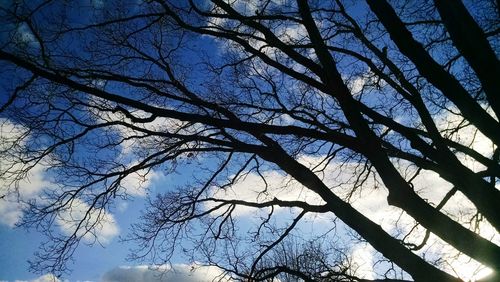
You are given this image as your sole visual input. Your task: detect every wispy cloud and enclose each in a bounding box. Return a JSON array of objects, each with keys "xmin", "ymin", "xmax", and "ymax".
[
  {"xmin": 56, "ymin": 198, "xmax": 120, "ymax": 245},
  {"xmin": 0, "ymin": 119, "xmax": 120, "ymax": 245},
  {"xmin": 120, "ymin": 163, "xmax": 161, "ymax": 197},
  {"xmin": 0, "ymin": 119, "xmax": 50, "ymax": 227}
]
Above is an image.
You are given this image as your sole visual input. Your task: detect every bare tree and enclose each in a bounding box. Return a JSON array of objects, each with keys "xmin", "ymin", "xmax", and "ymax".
[{"xmin": 0, "ymin": 0, "xmax": 498, "ymax": 281}]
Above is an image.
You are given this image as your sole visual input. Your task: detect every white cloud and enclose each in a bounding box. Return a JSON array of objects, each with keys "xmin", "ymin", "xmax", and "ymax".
[
  {"xmin": 203, "ymin": 150, "xmax": 498, "ymax": 281},
  {"xmin": 84, "ymin": 99, "xmax": 180, "ymax": 200},
  {"xmin": 278, "ymin": 113, "xmax": 295, "ymax": 125},
  {"xmin": 0, "ymin": 119, "xmax": 119, "ymax": 244},
  {"xmin": 349, "ymin": 244, "xmax": 375, "ymax": 280},
  {"xmin": 92, "ymin": 0, "xmax": 104, "ymax": 8},
  {"xmin": 0, "ymin": 119, "xmax": 51, "ymax": 227},
  {"xmin": 101, "ymin": 264, "xmax": 230, "ymax": 282},
  {"xmin": 206, "ymin": 168, "xmax": 324, "ymax": 217},
  {"xmin": 205, "ymin": 1, "xmax": 317, "ymax": 77},
  {"xmin": 0, "ymin": 164, "xmax": 50, "ymax": 226},
  {"xmin": 205, "ymin": 154, "xmax": 391, "ymax": 224},
  {"xmin": 406, "ymin": 231, "xmax": 494, "ymax": 282},
  {"xmin": 348, "ymin": 76, "xmax": 367, "ymax": 95},
  {"xmin": 120, "ymin": 164, "xmax": 161, "ymax": 197},
  {"xmin": 12, "ymin": 273, "xmax": 63, "ymax": 282},
  {"xmin": 346, "ymin": 71, "xmax": 385, "ymax": 96},
  {"xmin": 12, "ymin": 23, "xmax": 39, "ymax": 48},
  {"xmin": 434, "ymin": 107, "xmax": 496, "ymax": 173},
  {"xmin": 56, "ymin": 198, "xmax": 119, "ymax": 245},
  {"xmin": 88, "ymin": 98, "xmax": 206, "ymax": 162}
]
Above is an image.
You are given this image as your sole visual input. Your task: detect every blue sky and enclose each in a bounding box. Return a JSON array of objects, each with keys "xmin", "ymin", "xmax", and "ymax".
[
  {"xmin": 0, "ymin": 164, "xmax": 229, "ymax": 281},
  {"xmin": 0, "ymin": 1, "xmax": 498, "ymax": 281},
  {"xmin": 1, "ymin": 175, "xmax": 155, "ymax": 281}
]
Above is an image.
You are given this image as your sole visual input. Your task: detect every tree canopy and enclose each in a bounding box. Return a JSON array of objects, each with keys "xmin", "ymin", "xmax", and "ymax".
[{"xmin": 0, "ymin": 0, "xmax": 499, "ymax": 281}]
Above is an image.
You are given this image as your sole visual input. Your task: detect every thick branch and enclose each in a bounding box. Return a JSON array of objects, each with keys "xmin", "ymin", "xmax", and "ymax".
[
  {"xmin": 434, "ymin": 0, "xmax": 500, "ymax": 118},
  {"xmin": 366, "ymin": 0, "xmax": 500, "ymax": 146}
]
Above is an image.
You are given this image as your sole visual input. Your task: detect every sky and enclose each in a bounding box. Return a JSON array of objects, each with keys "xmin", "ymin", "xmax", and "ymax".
[
  {"xmin": 0, "ymin": 0, "xmax": 499, "ymax": 281},
  {"xmin": 0, "ymin": 0, "xmax": 221, "ymax": 279},
  {"xmin": 0, "ymin": 115, "xmax": 226, "ymax": 281},
  {"xmin": 0, "ymin": 167, "xmax": 189, "ymax": 281},
  {"xmin": 0, "ymin": 118, "xmax": 496, "ymax": 281},
  {"xmin": 0, "ymin": 151, "xmax": 242, "ymax": 282}
]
